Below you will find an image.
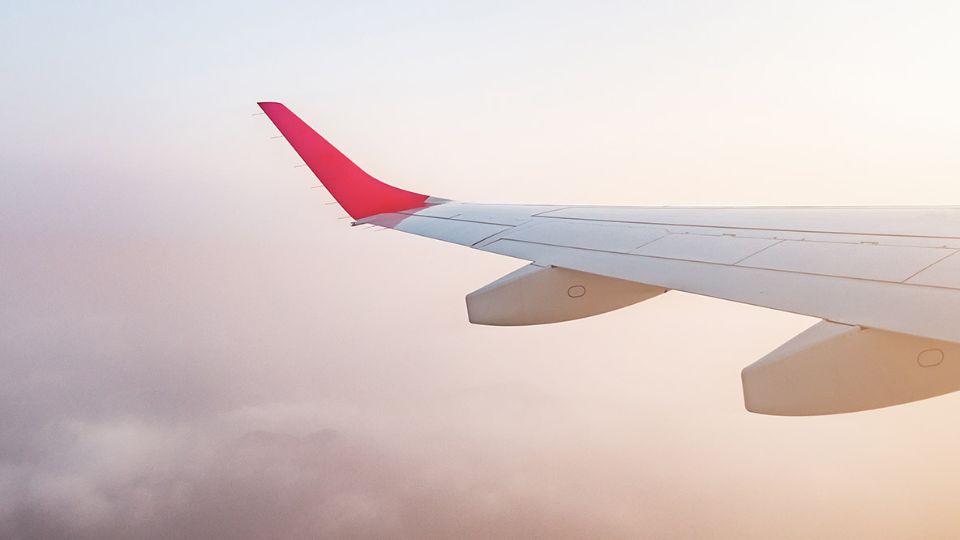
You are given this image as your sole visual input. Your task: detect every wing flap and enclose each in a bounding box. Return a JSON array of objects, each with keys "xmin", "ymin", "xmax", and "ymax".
[
  {"xmin": 738, "ymin": 240, "xmax": 955, "ymax": 282},
  {"xmin": 497, "ymin": 220, "xmax": 668, "ymax": 254},
  {"xmin": 630, "ymin": 233, "xmax": 778, "ymax": 265},
  {"xmin": 907, "ymin": 251, "xmax": 960, "ymax": 288}
]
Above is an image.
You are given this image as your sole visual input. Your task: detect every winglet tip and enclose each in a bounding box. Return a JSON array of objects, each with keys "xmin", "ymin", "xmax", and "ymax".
[
  {"xmin": 257, "ymin": 101, "xmax": 284, "ymax": 112},
  {"xmin": 257, "ymin": 101, "xmax": 438, "ymax": 220}
]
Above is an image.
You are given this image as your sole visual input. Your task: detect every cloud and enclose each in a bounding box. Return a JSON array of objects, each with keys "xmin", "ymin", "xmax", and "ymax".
[
  {"xmin": 5, "ymin": 215, "xmax": 960, "ymax": 540},
  {"xmin": 0, "ymin": 231, "xmax": 657, "ymax": 539},
  {"xmin": 0, "ymin": 406, "xmax": 652, "ymax": 540}
]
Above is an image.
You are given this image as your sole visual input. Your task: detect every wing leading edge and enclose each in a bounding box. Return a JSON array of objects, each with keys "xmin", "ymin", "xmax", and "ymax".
[{"xmin": 259, "ymin": 102, "xmax": 960, "ymax": 415}]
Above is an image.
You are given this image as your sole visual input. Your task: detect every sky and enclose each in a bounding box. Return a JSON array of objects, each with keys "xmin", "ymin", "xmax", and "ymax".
[{"xmin": 3, "ymin": 0, "xmax": 960, "ymax": 538}]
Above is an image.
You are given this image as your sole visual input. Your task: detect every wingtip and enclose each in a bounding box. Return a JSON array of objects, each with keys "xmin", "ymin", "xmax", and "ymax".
[{"xmin": 257, "ymin": 102, "xmax": 437, "ymax": 220}]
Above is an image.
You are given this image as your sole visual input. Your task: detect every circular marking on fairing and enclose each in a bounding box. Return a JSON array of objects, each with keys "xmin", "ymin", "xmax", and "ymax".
[
  {"xmin": 567, "ymin": 285, "xmax": 586, "ymax": 298},
  {"xmin": 917, "ymin": 348, "xmax": 944, "ymax": 367}
]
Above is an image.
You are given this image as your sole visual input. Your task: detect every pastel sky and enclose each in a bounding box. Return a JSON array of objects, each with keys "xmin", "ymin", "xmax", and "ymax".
[{"xmin": 3, "ymin": 1, "xmax": 960, "ymax": 538}]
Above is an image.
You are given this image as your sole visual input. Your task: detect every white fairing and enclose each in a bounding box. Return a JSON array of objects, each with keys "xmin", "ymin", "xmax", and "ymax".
[
  {"xmin": 361, "ymin": 203, "xmax": 960, "ymax": 414},
  {"xmin": 742, "ymin": 321, "xmax": 960, "ymax": 415},
  {"xmin": 466, "ymin": 264, "xmax": 666, "ymax": 326}
]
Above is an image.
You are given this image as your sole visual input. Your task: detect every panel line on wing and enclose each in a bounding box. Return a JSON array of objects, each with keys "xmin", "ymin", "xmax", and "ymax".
[
  {"xmin": 389, "ymin": 212, "xmax": 517, "ymax": 227},
  {"xmin": 480, "ymin": 237, "xmax": 960, "ymax": 343},
  {"xmin": 486, "ymin": 236, "xmax": 960, "ymax": 291},
  {"xmin": 531, "ymin": 213, "xmax": 960, "ymax": 241},
  {"xmin": 732, "ymin": 239, "xmax": 786, "ymax": 265},
  {"xmin": 901, "ymin": 249, "xmax": 960, "ymax": 283}
]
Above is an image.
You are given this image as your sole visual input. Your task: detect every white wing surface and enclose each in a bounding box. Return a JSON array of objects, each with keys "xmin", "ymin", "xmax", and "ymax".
[{"xmin": 260, "ymin": 102, "xmax": 960, "ymax": 416}]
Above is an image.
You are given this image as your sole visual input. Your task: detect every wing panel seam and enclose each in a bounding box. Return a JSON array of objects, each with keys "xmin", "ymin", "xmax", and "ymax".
[
  {"xmin": 534, "ymin": 214, "xmax": 960, "ymax": 241},
  {"xmin": 487, "ymin": 237, "xmax": 960, "ymax": 292}
]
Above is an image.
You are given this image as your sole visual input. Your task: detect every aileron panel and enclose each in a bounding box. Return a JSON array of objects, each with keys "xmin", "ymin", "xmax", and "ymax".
[
  {"xmin": 630, "ymin": 234, "xmax": 778, "ymax": 264},
  {"xmin": 738, "ymin": 240, "xmax": 954, "ymax": 282}
]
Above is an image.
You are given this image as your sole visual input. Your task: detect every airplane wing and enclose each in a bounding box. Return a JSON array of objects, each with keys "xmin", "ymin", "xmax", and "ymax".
[{"xmin": 258, "ymin": 102, "xmax": 960, "ymax": 416}]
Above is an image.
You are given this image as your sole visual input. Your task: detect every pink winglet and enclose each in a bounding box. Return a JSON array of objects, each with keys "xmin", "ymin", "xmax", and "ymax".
[{"xmin": 258, "ymin": 102, "xmax": 431, "ymax": 220}]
